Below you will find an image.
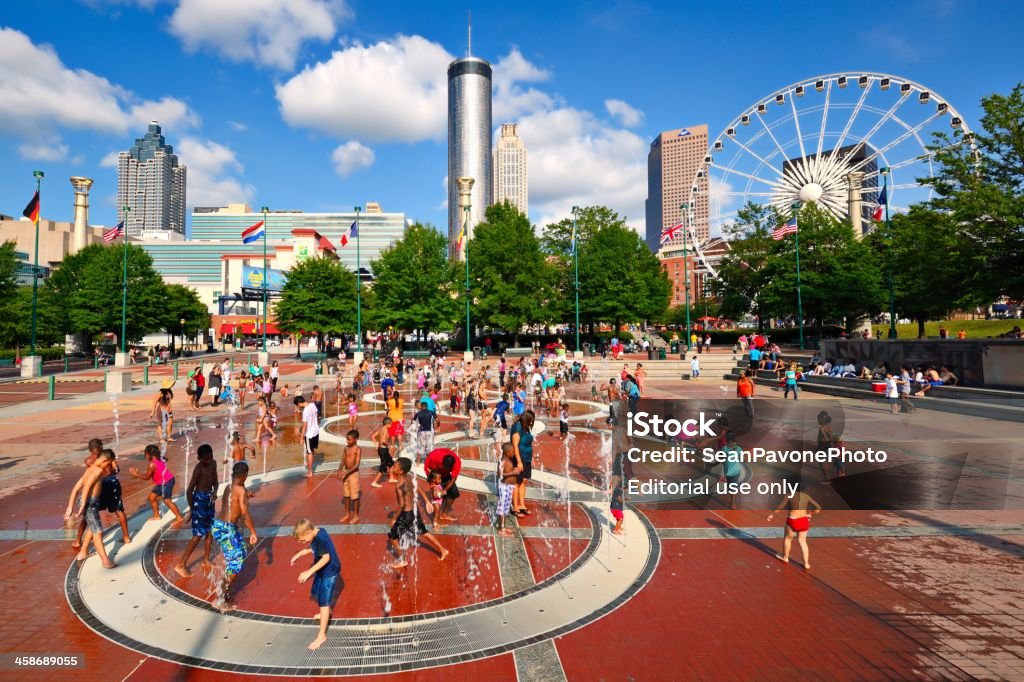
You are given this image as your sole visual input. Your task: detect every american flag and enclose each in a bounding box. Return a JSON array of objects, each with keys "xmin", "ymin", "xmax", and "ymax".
[
  {"xmin": 772, "ymin": 218, "xmax": 798, "ymax": 240},
  {"xmin": 103, "ymin": 221, "xmax": 125, "ymax": 244}
]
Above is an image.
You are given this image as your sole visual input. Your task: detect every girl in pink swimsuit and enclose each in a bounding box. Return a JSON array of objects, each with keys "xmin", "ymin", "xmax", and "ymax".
[{"xmin": 129, "ymin": 444, "xmax": 185, "ymax": 523}]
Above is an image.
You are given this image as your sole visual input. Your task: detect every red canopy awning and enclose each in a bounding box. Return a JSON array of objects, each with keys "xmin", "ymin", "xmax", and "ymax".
[
  {"xmin": 318, "ymin": 235, "xmax": 336, "ymax": 252},
  {"xmin": 236, "ymin": 323, "xmax": 256, "ymax": 334},
  {"xmin": 219, "ymin": 324, "xmax": 235, "ymax": 334},
  {"xmin": 261, "ymin": 323, "xmax": 281, "ymax": 335}
]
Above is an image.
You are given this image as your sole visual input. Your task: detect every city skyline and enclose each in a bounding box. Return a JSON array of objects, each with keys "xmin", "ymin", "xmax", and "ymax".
[
  {"xmin": 1, "ymin": 1, "xmax": 1022, "ymax": 241},
  {"xmin": 493, "ymin": 123, "xmax": 529, "ymax": 216},
  {"xmin": 117, "ymin": 121, "xmax": 187, "ymax": 237}
]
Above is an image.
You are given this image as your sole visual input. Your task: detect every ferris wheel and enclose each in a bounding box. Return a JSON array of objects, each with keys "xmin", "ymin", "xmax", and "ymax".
[{"xmin": 689, "ymin": 72, "xmax": 976, "ymax": 278}]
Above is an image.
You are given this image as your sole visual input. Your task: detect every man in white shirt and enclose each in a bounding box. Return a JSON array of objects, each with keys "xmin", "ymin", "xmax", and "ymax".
[
  {"xmin": 690, "ymin": 356, "xmax": 701, "ymax": 379},
  {"xmin": 294, "ymin": 395, "xmax": 321, "ymax": 477}
]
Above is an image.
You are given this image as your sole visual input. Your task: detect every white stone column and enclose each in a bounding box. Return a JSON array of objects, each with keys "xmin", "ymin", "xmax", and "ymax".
[
  {"xmin": 70, "ymin": 176, "xmax": 93, "ymax": 254},
  {"xmin": 846, "ymin": 171, "xmax": 865, "ymax": 238}
]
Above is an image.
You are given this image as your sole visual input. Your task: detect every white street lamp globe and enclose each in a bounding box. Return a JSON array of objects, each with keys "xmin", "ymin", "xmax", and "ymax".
[{"xmin": 799, "ymin": 182, "xmax": 824, "ymax": 204}]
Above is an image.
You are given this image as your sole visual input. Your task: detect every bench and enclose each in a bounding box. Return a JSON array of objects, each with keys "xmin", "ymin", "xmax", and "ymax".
[
  {"xmin": 403, "ymin": 350, "xmax": 431, "ymax": 359},
  {"xmin": 504, "ymin": 347, "xmax": 532, "ymax": 358},
  {"xmin": 0, "ymin": 358, "xmax": 14, "ymax": 368}
]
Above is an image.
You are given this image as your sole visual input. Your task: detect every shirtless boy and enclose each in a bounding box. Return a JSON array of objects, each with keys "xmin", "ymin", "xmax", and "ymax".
[
  {"xmin": 337, "ymin": 429, "xmax": 361, "ymax": 524},
  {"xmin": 210, "ymin": 461, "xmax": 258, "ymax": 611},
  {"xmin": 73, "ymin": 439, "xmax": 130, "ymax": 549},
  {"xmin": 387, "ymin": 457, "xmax": 448, "ymax": 568},
  {"xmin": 370, "ymin": 418, "xmax": 396, "ymax": 488},
  {"xmin": 229, "ymin": 431, "xmax": 256, "ymax": 462},
  {"xmin": 65, "ymin": 449, "xmax": 118, "ymax": 568},
  {"xmin": 174, "ymin": 444, "xmax": 218, "ymax": 577}
]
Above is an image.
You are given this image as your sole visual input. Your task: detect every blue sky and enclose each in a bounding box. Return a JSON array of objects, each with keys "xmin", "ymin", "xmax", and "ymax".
[{"xmin": 1, "ymin": 0, "xmax": 1021, "ymax": 239}]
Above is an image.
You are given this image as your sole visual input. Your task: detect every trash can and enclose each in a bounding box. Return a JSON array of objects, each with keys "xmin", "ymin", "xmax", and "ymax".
[
  {"xmin": 481, "ymin": 346, "xmax": 489, "ymax": 359},
  {"xmin": 670, "ymin": 341, "xmax": 679, "ymax": 354},
  {"xmin": 473, "ymin": 346, "xmax": 482, "ymax": 360},
  {"xmin": 314, "ymin": 360, "xmax": 323, "ymax": 375},
  {"xmin": 658, "ymin": 348, "xmax": 667, "ymax": 360},
  {"xmin": 372, "ymin": 349, "xmax": 380, "ymax": 362},
  {"xmin": 583, "ymin": 343, "xmax": 592, "ymax": 357},
  {"xmin": 647, "ymin": 349, "xmax": 656, "ymax": 360}
]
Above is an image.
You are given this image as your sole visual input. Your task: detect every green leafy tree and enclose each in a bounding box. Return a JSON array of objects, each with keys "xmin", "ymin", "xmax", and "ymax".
[
  {"xmin": 0, "ymin": 286, "xmax": 63, "ymax": 350},
  {"xmin": 45, "ymin": 244, "xmax": 167, "ymax": 345},
  {"xmin": 273, "ymin": 256, "xmax": 358, "ymax": 352},
  {"xmin": 869, "ymin": 205, "xmax": 986, "ymax": 338},
  {"xmin": 715, "ymin": 202, "xmax": 784, "ymax": 328},
  {"xmin": 541, "ymin": 205, "xmax": 629, "ymax": 327},
  {"xmin": 577, "ymin": 220, "xmax": 671, "ymax": 333},
  {"xmin": 927, "ymin": 84, "xmax": 1024, "ymax": 300},
  {"xmin": 468, "ymin": 202, "xmax": 556, "ymax": 347},
  {"xmin": 368, "ymin": 224, "xmax": 458, "ymax": 338},
  {"xmin": 163, "ymin": 284, "xmax": 212, "ymax": 346}
]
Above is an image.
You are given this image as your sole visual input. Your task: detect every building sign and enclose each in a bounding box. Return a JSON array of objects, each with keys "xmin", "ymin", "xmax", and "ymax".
[
  {"xmin": 296, "ymin": 244, "xmax": 311, "ymax": 262},
  {"xmin": 241, "ymin": 265, "xmax": 287, "ymax": 292}
]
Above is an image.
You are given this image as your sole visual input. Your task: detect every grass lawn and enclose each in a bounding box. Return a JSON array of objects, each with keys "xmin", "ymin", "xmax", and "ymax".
[{"xmin": 884, "ymin": 319, "xmax": 1022, "ymax": 339}]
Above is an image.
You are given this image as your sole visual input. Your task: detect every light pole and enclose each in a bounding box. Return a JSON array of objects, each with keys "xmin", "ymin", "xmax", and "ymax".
[
  {"xmin": 679, "ymin": 203, "xmax": 692, "ymax": 353},
  {"xmin": 463, "ymin": 204, "xmax": 471, "ymax": 352},
  {"xmin": 791, "ymin": 202, "xmax": 805, "ymax": 350},
  {"xmin": 29, "ymin": 170, "xmax": 44, "ymax": 356},
  {"xmin": 880, "ymin": 168, "xmax": 897, "ymax": 339},
  {"xmin": 356, "ymin": 204, "xmax": 364, "ymax": 352},
  {"xmin": 179, "ymin": 317, "xmax": 186, "ymax": 354},
  {"xmin": 572, "ymin": 205, "xmax": 580, "ymax": 354},
  {"xmin": 260, "ymin": 205, "xmax": 269, "ymax": 353},
  {"xmin": 121, "ymin": 205, "xmax": 130, "ymax": 354}
]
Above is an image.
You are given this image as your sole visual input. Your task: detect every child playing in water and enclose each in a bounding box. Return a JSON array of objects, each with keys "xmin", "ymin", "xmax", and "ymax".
[
  {"xmin": 291, "ymin": 518, "xmax": 341, "ymax": 651},
  {"xmin": 229, "ymin": 431, "xmax": 256, "ymax": 462},
  {"xmin": 73, "ymin": 438, "xmax": 131, "ymax": 549},
  {"xmin": 65, "ymin": 449, "xmax": 118, "ymax": 568},
  {"xmin": 337, "ymin": 429, "xmax": 361, "ymax": 524},
  {"xmin": 346, "ymin": 394, "xmax": 358, "ymax": 429},
  {"xmin": 129, "ymin": 444, "xmax": 185, "ymax": 524},
  {"xmin": 174, "ymin": 443, "xmax": 218, "ymax": 577},
  {"xmin": 558, "ymin": 402, "xmax": 570, "ymax": 440},
  {"xmin": 428, "ymin": 470, "xmax": 445, "ymax": 529},
  {"xmin": 495, "ymin": 443, "xmax": 520, "ymax": 536},
  {"xmin": 371, "ymin": 418, "xmax": 396, "ymax": 488}
]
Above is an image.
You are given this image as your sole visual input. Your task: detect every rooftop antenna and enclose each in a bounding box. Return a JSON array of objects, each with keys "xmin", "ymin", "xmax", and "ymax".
[{"xmin": 467, "ymin": 10, "xmax": 472, "ymax": 57}]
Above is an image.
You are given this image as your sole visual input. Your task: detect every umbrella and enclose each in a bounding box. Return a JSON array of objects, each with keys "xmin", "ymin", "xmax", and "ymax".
[{"xmin": 697, "ymin": 316, "xmax": 718, "ymax": 322}]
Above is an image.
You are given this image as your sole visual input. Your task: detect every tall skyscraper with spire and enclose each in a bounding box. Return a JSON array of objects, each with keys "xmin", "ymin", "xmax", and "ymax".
[
  {"xmin": 492, "ymin": 123, "xmax": 528, "ymax": 215},
  {"xmin": 117, "ymin": 121, "xmax": 187, "ymax": 237},
  {"xmin": 447, "ymin": 19, "xmax": 492, "ymax": 255}
]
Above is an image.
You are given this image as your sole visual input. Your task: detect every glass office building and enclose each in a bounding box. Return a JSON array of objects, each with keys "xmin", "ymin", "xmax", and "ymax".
[{"xmin": 447, "ymin": 56, "xmax": 493, "ymax": 252}]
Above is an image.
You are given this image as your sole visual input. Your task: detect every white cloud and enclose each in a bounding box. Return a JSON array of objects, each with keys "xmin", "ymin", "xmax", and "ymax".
[
  {"xmin": 17, "ymin": 138, "xmax": 69, "ymax": 162},
  {"xmin": 130, "ymin": 96, "xmax": 200, "ymax": 130},
  {"xmin": 330, "ymin": 141, "xmax": 374, "ymax": 177},
  {"xmin": 177, "ymin": 137, "xmax": 255, "ymax": 207},
  {"xmin": 100, "ymin": 151, "xmax": 120, "ymax": 167},
  {"xmin": 604, "ymin": 99, "xmax": 644, "ymax": 127},
  {"xmin": 276, "ymin": 34, "xmax": 450, "ymax": 142},
  {"xmin": 79, "ymin": 0, "xmax": 165, "ymax": 9},
  {"xmin": 168, "ymin": 0, "xmax": 350, "ymax": 70},
  {"xmin": 493, "ymin": 49, "xmax": 555, "ymax": 122},
  {"xmin": 0, "ymin": 27, "xmax": 197, "ymax": 138},
  {"xmin": 227, "ymin": 121, "xmax": 248, "ymax": 132}
]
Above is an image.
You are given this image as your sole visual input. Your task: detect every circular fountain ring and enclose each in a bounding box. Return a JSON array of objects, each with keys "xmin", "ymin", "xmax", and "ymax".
[{"xmin": 65, "ymin": 424, "xmax": 660, "ymax": 675}]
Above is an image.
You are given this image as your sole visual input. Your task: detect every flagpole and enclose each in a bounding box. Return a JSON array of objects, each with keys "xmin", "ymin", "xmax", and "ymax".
[
  {"xmin": 680, "ymin": 203, "xmax": 691, "ymax": 353},
  {"xmin": 355, "ymin": 206, "xmax": 362, "ymax": 353},
  {"xmin": 29, "ymin": 171, "xmax": 44, "ymax": 356},
  {"xmin": 464, "ymin": 205, "xmax": 471, "ymax": 353},
  {"xmin": 881, "ymin": 168, "xmax": 897, "ymax": 339},
  {"xmin": 572, "ymin": 205, "xmax": 580, "ymax": 354},
  {"xmin": 121, "ymin": 206, "xmax": 130, "ymax": 353},
  {"xmin": 791, "ymin": 202, "xmax": 805, "ymax": 350},
  {"xmin": 260, "ymin": 206, "xmax": 269, "ymax": 353}
]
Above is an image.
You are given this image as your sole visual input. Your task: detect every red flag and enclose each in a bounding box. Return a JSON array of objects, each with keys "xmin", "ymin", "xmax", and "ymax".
[{"xmin": 23, "ymin": 191, "xmax": 39, "ymax": 224}]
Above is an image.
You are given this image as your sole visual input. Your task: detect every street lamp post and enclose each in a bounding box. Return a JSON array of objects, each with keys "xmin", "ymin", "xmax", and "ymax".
[
  {"xmin": 121, "ymin": 206, "xmax": 130, "ymax": 354},
  {"xmin": 260, "ymin": 206, "xmax": 269, "ymax": 353},
  {"xmin": 463, "ymin": 204, "xmax": 471, "ymax": 353},
  {"xmin": 680, "ymin": 203, "xmax": 692, "ymax": 353},
  {"xmin": 179, "ymin": 318, "xmax": 186, "ymax": 354},
  {"xmin": 355, "ymin": 205, "xmax": 362, "ymax": 354},
  {"xmin": 572, "ymin": 205, "xmax": 580, "ymax": 354},
  {"xmin": 29, "ymin": 170, "xmax": 44, "ymax": 356},
  {"xmin": 791, "ymin": 202, "xmax": 805, "ymax": 350},
  {"xmin": 880, "ymin": 167, "xmax": 897, "ymax": 339}
]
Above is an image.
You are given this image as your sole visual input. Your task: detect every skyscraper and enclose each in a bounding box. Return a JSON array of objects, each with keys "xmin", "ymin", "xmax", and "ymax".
[
  {"xmin": 117, "ymin": 121, "xmax": 186, "ymax": 238},
  {"xmin": 447, "ymin": 48, "xmax": 492, "ymax": 255},
  {"xmin": 492, "ymin": 123, "xmax": 528, "ymax": 215},
  {"xmin": 645, "ymin": 125, "xmax": 709, "ymax": 253}
]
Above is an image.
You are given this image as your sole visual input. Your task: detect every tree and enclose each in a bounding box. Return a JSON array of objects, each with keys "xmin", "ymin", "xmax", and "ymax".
[
  {"xmin": 273, "ymin": 256, "xmax": 358, "ymax": 351},
  {"xmin": 541, "ymin": 205, "xmax": 630, "ymax": 326},
  {"xmin": 0, "ymin": 286, "xmax": 63, "ymax": 350},
  {"xmin": 163, "ymin": 284, "xmax": 212, "ymax": 346},
  {"xmin": 869, "ymin": 205, "xmax": 986, "ymax": 338},
  {"xmin": 468, "ymin": 202, "xmax": 555, "ymax": 346},
  {"xmin": 927, "ymin": 84, "xmax": 1024, "ymax": 299},
  {"xmin": 367, "ymin": 224, "xmax": 458, "ymax": 338},
  {"xmin": 715, "ymin": 202, "xmax": 783, "ymax": 328},
  {"xmin": 44, "ymin": 243, "xmax": 167, "ymax": 345},
  {"xmin": 577, "ymin": 220, "xmax": 671, "ymax": 332}
]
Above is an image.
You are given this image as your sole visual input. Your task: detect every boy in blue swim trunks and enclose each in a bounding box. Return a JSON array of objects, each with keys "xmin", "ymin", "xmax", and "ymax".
[
  {"xmin": 175, "ymin": 444, "xmax": 218, "ymax": 578},
  {"xmin": 211, "ymin": 461, "xmax": 257, "ymax": 612},
  {"xmin": 291, "ymin": 518, "xmax": 341, "ymax": 651}
]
